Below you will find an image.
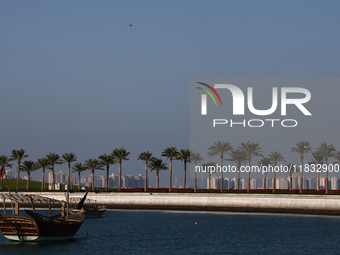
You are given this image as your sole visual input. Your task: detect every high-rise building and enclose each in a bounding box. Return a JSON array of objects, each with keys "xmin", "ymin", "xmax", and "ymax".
[
  {"xmin": 230, "ymin": 177, "xmax": 236, "ymax": 189},
  {"xmin": 240, "ymin": 178, "xmax": 247, "ymax": 189},
  {"xmin": 5, "ymin": 170, "xmax": 13, "ymax": 179},
  {"xmin": 291, "ymin": 174, "xmax": 299, "ymax": 190},
  {"xmin": 109, "ymin": 174, "xmax": 119, "ymax": 188},
  {"xmin": 100, "ymin": 175, "xmax": 106, "ymax": 188},
  {"xmin": 205, "ymin": 176, "xmax": 230, "ymax": 189},
  {"xmin": 54, "ymin": 171, "xmax": 65, "ymax": 184},
  {"xmin": 276, "ymin": 177, "xmax": 289, "ymax": 190},
  {"xmin": 210, "ymin": 176, "xmax": 217, "ymax": 189},
  {"xmin": 48, "ymin": 171, "xmax": 53, "ymax": 184},
  {"xmin": 250, "ymin": 178, "xmax": 257, "ymax": 189},
  {"xmin": 331, "ymin": 177, "xmax": 339, "ymax": 190},
  {"xmin": 81, "ymin": 176, "xmax": 87, "ymax": 185},
  {"xmin": 48, "ymin": 171, "xmax": 66, "ymax": 184},
  {"xmin": 223, "ymin": 177, "xmax": 229, "ymax": 189},
  {"xmin": 69, "ymin": 175, "xmax": 76, "ymax": 185},
  {"xmin": 262, "ymin": 178, "xmax": 271, "ymax": 189},
  {"xmin": 305, "ymin": 177, "xmax": 315, "ymax": 190}
]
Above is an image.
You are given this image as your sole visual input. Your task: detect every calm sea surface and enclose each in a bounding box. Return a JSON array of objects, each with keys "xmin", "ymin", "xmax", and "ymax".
[{"xmin": 0, "ymin": 209, "xmax": 339, "ymax": 255}]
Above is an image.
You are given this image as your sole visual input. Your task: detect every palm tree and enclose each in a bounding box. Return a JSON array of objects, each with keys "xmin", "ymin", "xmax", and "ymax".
[
  {"xmin": 291, "ymin": 141, "xmax": 312, "ymax": 193},
  {"xmin": 258, "ymin": 157, "xmax": 271, "ymax": 190},
  {"xmin": 335, "ymin": 151, "xmax": 340, "ymax": 164},
  {"xmin": 308, "ymin": 151, "xmax": 324, "ymax": 191},
  {"xmin": 46, "ymin": 153, "xmax": 63, "ymax": 190},
  {"xmin": 20, "ymin": 160, "xmax": 38, "ymax": 190},
  {"xmin": 0, "ymin": 155, "xmax": 13, "ymax": 191},
  {"xmin": 84, "ymin": 158, "xmax": 104, "ymax": 192},
  {"xmin": 286, "ymin": 163, "xmax": 297, "ymax": 191},
  {"xmin": 190, "ymin": 152, "xmax": 203, "ymax": 192},
  {"xmin": 202, "ymin": 162, "xmax": 217, "ymax": 190},
  {"xmin": 9, "ymin": 149, "xmax": 29, "ymax": 191},
  {"xmin": 177, "ymin": 149, "xmax": 191, "ymax": 189},
  {"xmin": 72, "ymin": 163, "xmax": 87, "ymax": 191},
  {"xmin": 162, "ymin": 147, "xmax": 179, "ymax": 193},
  {"xmin": 36, "ymin": 158, "xmax": 50, "ymax": 191},
  {"xmin": 239, "ymin": 141, "xmax": 264, "ymax": 193},
  {"xmin": 112, "ymin": 148, "xmax": 130, "ymax": 191},
  {"xmin": 138, "ymin": 151, "xmax": 155, "ymax": 192},
  {"xmin": 316, "ymin": 143, "xmax": 336, "ymax": 194},
  {"xmin": 62, "ymin": 152, "xmax": 77, "ymax": 218},
  {"xmin": 99, "ymin": 153, "xmax": 117, "ymax": 191},
  {"xmin": 148, "ymin": 158, "xmax": 168, "ymax": 188},
  {"xmin": 226, "ymin": 150, "xmax": 247, "ymax": 190},
  {"xmin": 207, "ymin": 141, "xmax": 233, "ymax": 193},
  {"xmin": 268, "ymin": 151, "xmax": 286, "ymax": 193}
]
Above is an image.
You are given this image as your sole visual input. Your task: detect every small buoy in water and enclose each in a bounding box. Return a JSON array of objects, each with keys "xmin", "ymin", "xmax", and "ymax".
[{"xmin": 195, "ymin": 222, "xmax": 197, "ymax": 224}]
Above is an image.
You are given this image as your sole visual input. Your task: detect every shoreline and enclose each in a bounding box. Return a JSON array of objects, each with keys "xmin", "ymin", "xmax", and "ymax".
[{"xmin": 1, "ymin": 192, "xmax": 340, "ymax": 216}]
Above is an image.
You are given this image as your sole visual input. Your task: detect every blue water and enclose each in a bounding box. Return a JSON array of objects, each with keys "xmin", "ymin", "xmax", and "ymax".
[{"xmin": 1, "ymin": 210, "xmax": 339, "ymax": 255}]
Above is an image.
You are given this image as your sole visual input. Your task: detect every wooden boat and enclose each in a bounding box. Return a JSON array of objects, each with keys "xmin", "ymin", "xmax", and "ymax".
[
  {"xmin": 72, "ymin": 196, "xmax": 106, "ymax": 218},
  {"xmin": 83, "ymin": 205, "xmax": 106, "ymax": 218},
  {"xmin": 0, "ymin": 194, "xmax": 85, "ymax": 242}
]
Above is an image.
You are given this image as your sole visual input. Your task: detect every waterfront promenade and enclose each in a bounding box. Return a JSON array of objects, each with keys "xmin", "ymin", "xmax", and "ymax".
[{"xmin": 1, "ymin": 192, "xmax": 340, "ymax": 216}]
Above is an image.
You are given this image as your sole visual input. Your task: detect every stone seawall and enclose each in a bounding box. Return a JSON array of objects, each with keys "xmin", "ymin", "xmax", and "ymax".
[{"xmin": 1, "ymin": 192, "xmax": 340, "ymax": 216}]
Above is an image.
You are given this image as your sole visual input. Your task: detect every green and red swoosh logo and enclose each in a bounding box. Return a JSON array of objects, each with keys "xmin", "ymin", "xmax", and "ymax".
[{"xmin": 196, "ymin": 82, "xmax": 223, "ymax": 106}]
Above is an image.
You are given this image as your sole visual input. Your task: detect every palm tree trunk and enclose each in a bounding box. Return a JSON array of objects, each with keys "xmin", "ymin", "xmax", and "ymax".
[
  {"xmin": 92, "ymin": 169, "xmax": 95, "ymax": 192},
  {"xmin": 52, "ymin": 165, "xmax": 55, "ymax": 191},
  {"xmin": 78, "ymin": 172, "xmax": 81, "ymax": 191},
  {"xmin": 194, "ymin": 164, "xmax": 197, "ymax": 192},
  {"xmin": 325, "ymin": 158, "xmax": 329, "ymax": 194},
  {"xmin": 119, "ymin": 160, "xmax": 122, "ymax": 191},
  {"xmin": 237, "ymin": 164, "xmax": 240, "ymax": 190},
  {"xmin": 300, "ymin": 155, "xmax": 303, "ymax": 193},
  {"xmin": 208, "ymin": 172, "xmax": 211, "ymax": 189},
  {"xmin": 183, "ymin": 161, "xmax": 186, "ymax": 189},
  {"xmin": 41, "ymin": 169, "xmax": 45, "ymax": 191},
  {"xmin": 27, "ymin": 172, "xmax": 30, "ymax": 190},
  {"xmin": 144, "ymin": 161, "xmax": 148, "ymax": 192},
  {"xmin": 169, "ymin": 158, "xmax": 172, "ymax": 193},
  {"xmin": 273, "ymin": 163, "xmax": 276, "ymax": 193},
  {"xmin": 289, "ymin": 172, "xmax": 292, "ymax": 191},
  {"xmin": 66, "ymin": 163, "xmax": 70, "ymax": 220},
  {"xmin": 0, "ymin": 167, "xmax": 4, "ymax": 190},
  {"xmin": 247, "ymin": 158, "xmax": 251, "ymax": 193},
  {"xmin": 263, "ymin": 172, "xmax": 266, "ymax": 190},
  {"xmin": 194, "ymin": 163, "xmax": 197, "ymax": 192},
  {"xmin": 16, "ymin": 160, "xmax": 20, "ymax": 191},
  {"xmin": 106, "ymin": 165, "xmax": 109, "ymax": 191},
  {"xmin": 317, "ymin": 172, "xmax": 320, "ymax": 191},
  {"xmin": 157, "ymin": 170, "xmax": 159, "ymax": 188},
  {"xmin": 220, "ymin": 155, "xmax": 223, "ymax": 193}
]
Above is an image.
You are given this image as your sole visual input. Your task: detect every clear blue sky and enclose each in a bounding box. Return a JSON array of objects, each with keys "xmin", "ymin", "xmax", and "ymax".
[{"xmin": 1, "ymin": 1, "xmax": 339, "ymax": 187}]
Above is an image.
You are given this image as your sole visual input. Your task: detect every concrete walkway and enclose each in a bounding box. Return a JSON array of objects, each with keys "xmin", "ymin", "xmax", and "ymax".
[{"xmin": 2, "ymin": 192, "xmax": 340, "ymax": 216}]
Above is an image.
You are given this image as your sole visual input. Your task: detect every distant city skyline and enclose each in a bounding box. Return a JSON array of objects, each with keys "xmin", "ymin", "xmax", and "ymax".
[{"xmin": 5, "ymin": 168, "xmax": 340, "ymax": 191}]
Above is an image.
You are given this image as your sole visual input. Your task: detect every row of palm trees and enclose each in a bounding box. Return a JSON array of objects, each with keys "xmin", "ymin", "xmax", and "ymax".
[
  {"xmin": 0, "ymin": 141, "xmax": 339, "ymax": 194},
  {"xmin": 194, "ymin": 140, "xmax": 340, "ymax": 195},
  {"xmin": 0, "ymin": 147, "xmax": 191, "ymax": 193},
  {"xmin": 0, "ymin": 148, "xmax": 129, "ymax": 192}
]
